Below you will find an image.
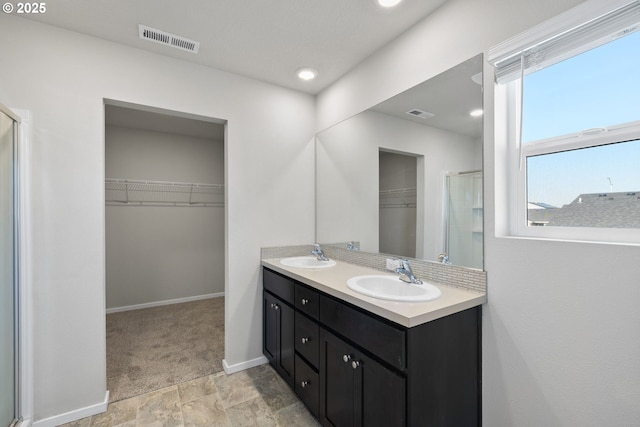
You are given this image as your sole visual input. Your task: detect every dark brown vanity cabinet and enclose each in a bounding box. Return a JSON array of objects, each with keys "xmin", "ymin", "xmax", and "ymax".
[{"xmin": 263, "ymin": 267, "xmax": 481, "ymax": 427}]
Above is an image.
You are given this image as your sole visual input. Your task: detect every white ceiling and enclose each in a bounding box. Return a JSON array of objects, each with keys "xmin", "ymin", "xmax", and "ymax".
[{"xmin": 21, "ymin": 0, "xmax": 448, "ymax": 94}]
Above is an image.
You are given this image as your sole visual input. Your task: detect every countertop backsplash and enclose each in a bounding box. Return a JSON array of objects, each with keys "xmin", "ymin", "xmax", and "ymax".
[{"xmin": 261, "ymin": 245, "xmax": 486, "ymax": 294}]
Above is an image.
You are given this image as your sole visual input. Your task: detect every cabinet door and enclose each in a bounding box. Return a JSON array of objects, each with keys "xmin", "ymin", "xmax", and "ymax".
[
  {"xmin": 357, "ymin": 352, "xmax": 406, "ymax": 427},
  {"xmin": 320, "ymin": 329, "xmax": 356, "ymax": 427},
  {"xmin": 321, "ymin": 329, "xmax": 406, "ymax": 427},
  {"xmin": 264, "ymin": 292, "xmax": 279, "ymax": 363},
  {"xmin": 263, "ymin": 291, "xmax": 295, "ymax": 386}
]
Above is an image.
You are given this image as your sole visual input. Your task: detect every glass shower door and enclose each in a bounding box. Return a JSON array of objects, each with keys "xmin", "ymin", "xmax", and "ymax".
[
  {"xmin": 446, "ymin": 171, "xmax": 483, "ymax": 269},
  {"xmin": 0, "ymin": 108, "xmax": 17, "ymax": 427}
]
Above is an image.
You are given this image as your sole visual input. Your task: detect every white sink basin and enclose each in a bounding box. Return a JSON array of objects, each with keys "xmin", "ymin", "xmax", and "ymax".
[
  {"xmin": 280, "ymin": 256, "xmax": 337, "ymax": 269},
  {"xmin": 346, "ymin": 275, "xmax": 441, "ymax": 302}
]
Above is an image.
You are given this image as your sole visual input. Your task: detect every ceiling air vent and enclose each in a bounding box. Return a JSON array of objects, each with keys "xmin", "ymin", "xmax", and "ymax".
[
  {"xmin": 138, "ymin": 25, "xmax": 200, "ymax": 54},
  {"xmin": 405, "ymin": 109, "xmax": 435, "ymax": 119}
]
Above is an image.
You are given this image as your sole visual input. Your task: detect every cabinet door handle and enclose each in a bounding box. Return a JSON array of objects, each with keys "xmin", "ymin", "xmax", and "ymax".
[
  {"xmin": 273, "ymin": 304, "xmax": 279, "ymax": 310},
  {"xmin": 343, "ymin": 354, "xmax": 352, "ymax": 363},
  {"xmin": 301, "ymin": 337, "xmax": 310, "ymax": 344},
  {"xmin": 270, "ymin": 303, "xmax": 274, "ymax": 309},
  {"xmin": 301, "ymin": 298, "xmax": 309, "ymax": 305},
  {"xmin": 301, "ymin": 380, "xmax": 309, "ymax": 388},
  {"xmin": 352, "ymin": 360, "xmax": 360, "ymax": 370}
]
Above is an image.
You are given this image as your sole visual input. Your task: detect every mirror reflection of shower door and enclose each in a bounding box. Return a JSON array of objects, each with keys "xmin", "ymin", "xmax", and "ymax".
[
  {"xmin": 446, "ymin": 171, "xmax": 483, "ymax": 269},
  {"xmin": 379, "ymin": 150, "xmax": 417, "ymax": 258},
  {"xmin": 1, "ymin": 108, "xmax": 17, "ymax": 427}
]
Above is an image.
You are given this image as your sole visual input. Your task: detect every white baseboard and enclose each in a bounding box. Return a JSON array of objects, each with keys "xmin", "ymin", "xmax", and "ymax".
[
  {"xmin": 106, "ymin": 292, "xmax": 224, "ymax": 314},
  {"xmin": 17, "ymin": 419, "xmax": 32, "ymax": 427},
  {"xmin": 32, "ymin": 391, "xmax": 109, "ymax": 427},
  {"xmin": 223, "ymin": 356, "xmax": 268, "ymax": 375}
]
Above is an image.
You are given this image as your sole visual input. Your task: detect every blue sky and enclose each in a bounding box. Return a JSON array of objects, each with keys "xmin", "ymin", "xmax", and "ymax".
[{"xmin": 523, "ymin": 30, "xmax": 640, "ymax": 207}]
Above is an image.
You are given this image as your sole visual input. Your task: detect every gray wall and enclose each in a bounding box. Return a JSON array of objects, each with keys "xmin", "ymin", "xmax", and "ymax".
[
  {"xmin": 0, "ymin": 15, "xmax": 315, "ymax": 423},
  {"xmin": 105, "ymin": 125, "xmax": 224, "ymax": 309},
  {"xmin": 319, "ymin": 0, "xmax": 640, "ymax": 425}
]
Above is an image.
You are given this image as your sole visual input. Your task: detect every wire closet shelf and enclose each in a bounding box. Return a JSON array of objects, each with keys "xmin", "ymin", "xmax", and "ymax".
[
  {"xmin": 105, "ymin": 178, "xmax": 224, "ymax": 207},
  {"xmin": 379, "ymin": 187, "xmax": 417, "ymax": 209}
]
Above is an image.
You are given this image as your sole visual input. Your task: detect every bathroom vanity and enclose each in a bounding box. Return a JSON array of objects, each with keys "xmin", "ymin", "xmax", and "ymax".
[{"xmin": 262, "ymin": 259, "xmax": 485, "ymax": 427}]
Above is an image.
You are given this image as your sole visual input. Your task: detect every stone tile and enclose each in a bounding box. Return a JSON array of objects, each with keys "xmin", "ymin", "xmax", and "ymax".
[
  {"xmin": 135, "ymin": 386, "xmax": 184, "ymax": 427},
  {"xmin": 181, "ymin": 393, "xmax": 232, "ymax": 427},
  {"xmin": 225, "ymin": 396, "xmax": 277, "ymax": 427},
  {"xmin": 91, "ymin": 398, "xmax": 138, "ymax": 427},
  {"xmin": 178, "ymin": 375, "xmax": 218, "ymax": 403},
  {"xmin": 214, "ymin": 371, "xmax": 260, "ymax": 408},
  {"xmin": 243, "ymin": 363, "xmax": 275, "ymax": 381},
  {"xmin": 251, "ymin": 370, "xmax": 298, "ymax": 412},
  {"xmin": 274, "ymin": 402, "xmax": 321, "ymax": 427}
]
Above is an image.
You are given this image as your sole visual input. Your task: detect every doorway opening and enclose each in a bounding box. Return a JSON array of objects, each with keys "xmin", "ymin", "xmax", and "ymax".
[{"xmin": 104, "ymin": 100, "xmax": 226, "ymax": 402}]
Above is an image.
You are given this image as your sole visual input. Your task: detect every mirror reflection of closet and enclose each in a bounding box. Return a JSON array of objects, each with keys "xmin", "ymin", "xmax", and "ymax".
[{"xmin": 379, "ymin": 150, "xmax": 419, "ymax": 258}]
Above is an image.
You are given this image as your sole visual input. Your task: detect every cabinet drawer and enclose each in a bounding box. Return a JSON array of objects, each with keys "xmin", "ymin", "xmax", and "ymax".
[
  {"xmin": 295, "ymin": 284, "xmax": 319, "ymax": 319},
  {"xmin": 295, "ymin": 312, "xmax": 319, "ymax": 367},
  {"xmin": 295, "ymin": 355, "xmax": 319, "ymax": 418},
  {"xmin": 263, "ymin": 268, "xmax": 294, "ymax": 305},
  {"xmin": 320, "ymin": 295, "xmax": 406, "ymax": 370}
]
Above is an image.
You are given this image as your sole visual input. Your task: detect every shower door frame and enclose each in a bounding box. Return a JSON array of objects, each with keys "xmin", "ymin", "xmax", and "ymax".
[{"xmin": 1, "ymin": 102, "xmax": 32, "ymax": 427}]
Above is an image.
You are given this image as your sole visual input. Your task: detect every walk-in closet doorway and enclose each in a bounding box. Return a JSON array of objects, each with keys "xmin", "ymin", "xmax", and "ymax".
[{"xmin": 104, "ymin": 100, "xmax": 227, "ymax": 403}]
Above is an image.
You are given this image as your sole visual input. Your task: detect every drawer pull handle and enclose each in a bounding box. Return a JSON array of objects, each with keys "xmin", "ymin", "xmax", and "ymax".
[
  {"xmin": 343, "ymin": 354, "xmax": 351, "ymax": 363},
  {"xmin": 352, "ymin": 360, "xmax": 360, "ymax": 370},
  {"xmin": 301, "ymin": 380, "xmax": 309, "ymax": 388},
  {"xmin": 301, "ymin": 337, "xmax": 310, "ymax": 344},
  {"xmin": 301, "ymin": 298, "xmax": 309, "ymax": 305}
]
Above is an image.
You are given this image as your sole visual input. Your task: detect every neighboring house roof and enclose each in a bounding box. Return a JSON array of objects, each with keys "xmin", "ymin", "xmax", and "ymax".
[{"xmin": 528, "ymin": 191, "xmax": 640, "ymax": 228}]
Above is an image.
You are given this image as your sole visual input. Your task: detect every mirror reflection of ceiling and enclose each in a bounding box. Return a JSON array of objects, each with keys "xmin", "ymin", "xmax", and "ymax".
[{"xmin": 371, "ymin": 54, "xmax": 483, "ymax": 138}]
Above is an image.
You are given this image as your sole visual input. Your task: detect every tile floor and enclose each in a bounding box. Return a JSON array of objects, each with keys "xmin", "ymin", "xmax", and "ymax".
[{"xmin": 61, "ymin": 364, "xmax": 320, "ymax": 427}]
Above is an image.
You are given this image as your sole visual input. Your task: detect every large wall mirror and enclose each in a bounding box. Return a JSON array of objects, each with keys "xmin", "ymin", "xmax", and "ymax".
[{"xmin": 316, "ymin": 54, "xmax": 484, "ymax": 269}]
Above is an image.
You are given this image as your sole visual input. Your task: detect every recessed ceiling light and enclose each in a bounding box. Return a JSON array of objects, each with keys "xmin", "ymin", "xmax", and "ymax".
[
  {"xmin": 470, "ymin": 109, "xmax": 483, "ymax": 117},
  {"xmin": 296, "ymin": 67, "xmax": 317, "ymax": 81},
  {"xmin": 377, "ymin": 0, "xmax": 402, "ymax": 7}
]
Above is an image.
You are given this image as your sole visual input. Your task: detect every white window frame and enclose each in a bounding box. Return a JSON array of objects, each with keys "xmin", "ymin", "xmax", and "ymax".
[{"xmin": 492, "ymin": 0, "xmax": 640, "ymax": 245}]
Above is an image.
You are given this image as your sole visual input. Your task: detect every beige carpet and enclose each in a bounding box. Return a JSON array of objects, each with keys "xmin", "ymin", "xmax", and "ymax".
[{"xmin": 106, "ymin": 297, "xmax": 225, "ymax": 403}]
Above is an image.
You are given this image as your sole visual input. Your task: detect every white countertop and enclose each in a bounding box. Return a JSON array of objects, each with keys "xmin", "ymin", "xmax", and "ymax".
[{"xmin": 261, "ymin": 258, "xmax": 487, "ymax": 328}]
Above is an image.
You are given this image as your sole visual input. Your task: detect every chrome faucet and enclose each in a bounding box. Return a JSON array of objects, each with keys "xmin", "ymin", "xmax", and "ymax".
[
  {"xmin": 395, "ymin": 259, "xmax": 422, "ymax": 284},
  {"xmin": 347, "ymin": 241, "xmax": 359, "ymax": 251},
  {"xmin": 311, "ymin": 244, "xmax": 330, "ymax": 261},
  {"xmin": 437, "ymin": 253, "xmax": 451, "ymax": 265}
]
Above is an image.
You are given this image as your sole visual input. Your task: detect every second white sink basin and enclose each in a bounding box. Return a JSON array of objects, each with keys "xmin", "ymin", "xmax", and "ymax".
[
  {"xmin": 280, "ymin": 256, "xmax": 337, "ymax": 269},
  {"xmin": 347, "ymin": 275, "xmax": 441, "ymax": 302}
]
